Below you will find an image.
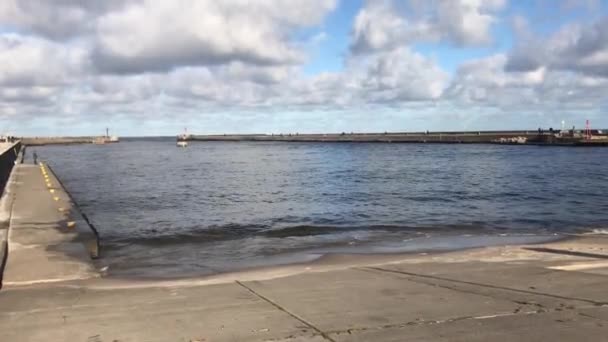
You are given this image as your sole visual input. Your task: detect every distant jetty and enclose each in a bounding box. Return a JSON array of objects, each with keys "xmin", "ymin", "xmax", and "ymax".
[
  {"xmin": 178, "ymin": 129, "xmax": 608, "ymax": 146},
  {"xmin": 21, "ymin": 136, "xmax": 119, "ymax": 146},
  {"xmin": 21, "ymin": 127, "xmax": 120, "ymax": 146}
]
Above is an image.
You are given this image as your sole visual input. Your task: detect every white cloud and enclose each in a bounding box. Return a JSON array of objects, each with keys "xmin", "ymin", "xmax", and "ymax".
[
  {"xmin": 435, "ymin": 0, "xmax": 506, "ymax": 46},
  {"xmin": 350, "ymin": 1, "xmax": 435, "ymax": 53},
  {"xmin": 0, "ymin": 35, "xmax": 86, "ymax": 87},
  {"xmin": 1, "ymin": 0, "xmax": 606, "ymax": 134},
  {"xmin": 349, "ymin": 48, "xmax": 448, "ymax": 102},
  {"xmin": 0, "ymin": 34, "xmax": 88, "ymax": 121},
  {"xmin": 0, "ymin": 0, "xmax": 128, "ymax": 40},
  {"xmin": 92, "ymin": 0, "xmax": 337, "ymax": 74},
  {"xmin": 162, "ymin": 47, "xmax": 447, "ymax": 111},
  {"xmin": 350, "ymin": 0, "xmax": 506, "ymax": 54},
  {"xmin": 506, "ymin": 17, "xmax": 608, "ymax": 77},
  {"xmin": 446, "ymin": 53, "xmax": 608, "ymax": 112}
]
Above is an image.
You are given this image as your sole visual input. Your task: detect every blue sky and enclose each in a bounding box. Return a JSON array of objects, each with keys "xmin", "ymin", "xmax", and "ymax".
[{"xmin": 0, "ymin": 0, "xmax": 607, "ymax": 136}]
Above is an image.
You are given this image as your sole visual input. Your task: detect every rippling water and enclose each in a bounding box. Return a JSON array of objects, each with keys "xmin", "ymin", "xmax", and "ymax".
[{"xmin": 34, "ymin": 139, "xmax": 608, "ymax": 277}]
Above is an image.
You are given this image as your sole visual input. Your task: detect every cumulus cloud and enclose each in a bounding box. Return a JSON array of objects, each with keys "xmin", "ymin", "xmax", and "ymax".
[
  {"xmin": 350, "ymin": 1, "xmax": 435, "ymax": 53},
  {"xmin": 162, "ymin": 47, "xmax": 447, "ymax": 111},
  {"xmin": 350, "ymin": 48, "xmax": 447, "ymax": 102},
  {"xmin": 0, "ymin": 34, "xmax": 89, "ymax": 123},
  {"xmin": 434, "ymin": 0, "xmax": 506, "ymax": 46},
  {"xmin": 0, "ymin": 0, "xmax": 341, "ymax": 123},
  {"xmin": 506, "ymin": 16, "xmax": 608, "ymax": 77},
  {"xmin": 0, "ymin": 0, "xmax": 129, "ymax": 40},
  {"xmin": 293, "ymin": 47, "xmax": 447, "ymax": 107},
  {"xmin": 350, "ymin": 0, "xmax": 506, "ymax": 54},
  {"xmin": 0, "ymin": 35, "xmax": 86, "ymax": 87},
  {"xmin": 92, "ymin": 0, "xmax": 337, "ymax": 74},
  {"xmin": 446, "ymin": 53, "xmax": 608, "ymax": 112},
  {"xmin": 1, "ymin": 0, "xmax": 606, "ymax": 134}
]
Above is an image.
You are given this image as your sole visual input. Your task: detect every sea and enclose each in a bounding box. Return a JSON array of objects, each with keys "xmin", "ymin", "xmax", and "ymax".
[{"xmin": 32, "ymin": 139, "xmax": 608, "ymax": 278}]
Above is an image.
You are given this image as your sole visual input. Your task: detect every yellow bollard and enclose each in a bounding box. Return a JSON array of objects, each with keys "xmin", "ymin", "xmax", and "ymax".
[
  {"xmin": 66, "ymin": 221, "xmax": 76, "ymax": 229},
  {"xmin": 53, "ymin": 196, "xmax": 60, "ymax": 201},
  {"xmin": 49, "ymin": 189, "xmax": 55, "ymax": 194}
]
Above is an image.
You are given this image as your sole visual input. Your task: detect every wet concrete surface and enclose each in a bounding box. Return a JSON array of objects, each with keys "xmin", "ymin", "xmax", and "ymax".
[{"xmin": 0, "ymin": 237, "xmax": 607, "ymax": 341}]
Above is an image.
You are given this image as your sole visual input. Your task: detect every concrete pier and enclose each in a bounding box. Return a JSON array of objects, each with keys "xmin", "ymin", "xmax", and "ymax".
[
  {"xmin": 21, "ymin": 137, "xmax": 98, "ymax": 146},
  {"xmin": 183, "ymin": 130, "xmax": 608, "ymax": 145},
  {"xmin": 0, "ymin": 163, "xmax": 98, "ymax": 287}
]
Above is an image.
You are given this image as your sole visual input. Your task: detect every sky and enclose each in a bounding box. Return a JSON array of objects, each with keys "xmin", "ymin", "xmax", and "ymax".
[{"xmin": 1, "ymin": 0, "xmax": 607, "ymax": 136}]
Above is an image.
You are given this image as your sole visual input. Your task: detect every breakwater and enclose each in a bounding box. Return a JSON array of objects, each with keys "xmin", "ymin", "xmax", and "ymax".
[
  {"xmin": 21, "ymin": 137, "xmax": 97, "ymax": 146},
  {"xmin": 0, "ymin": 142, "xmax": 21, "ymax": 195},
  {"xmin": 21, "ymin": 136, "xmax": 120, "ymax": 146},
  {"xmin": 182, "ymin": 130, "xmax": 608, "ymax": 145}
]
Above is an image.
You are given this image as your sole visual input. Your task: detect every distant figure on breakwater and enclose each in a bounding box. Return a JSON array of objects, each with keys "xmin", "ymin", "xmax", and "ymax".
[{"xmin": 33, "ymin": 151, "xmax": 38, "ymax": 165}]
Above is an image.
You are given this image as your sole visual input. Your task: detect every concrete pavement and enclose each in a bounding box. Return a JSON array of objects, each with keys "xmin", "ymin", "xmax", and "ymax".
[{"xmin": 0, "ymin": 236, "xmax": 607, "ymax": 341}]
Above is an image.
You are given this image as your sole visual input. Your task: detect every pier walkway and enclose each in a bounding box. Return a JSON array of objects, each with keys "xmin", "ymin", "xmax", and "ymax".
[
  {"xmin": 1, "ymin": 163, "xmax": 98, "ymax": 286},
  {"xmin": 0, "ymin": 161, "xmax": 607, "ymax": 340}
]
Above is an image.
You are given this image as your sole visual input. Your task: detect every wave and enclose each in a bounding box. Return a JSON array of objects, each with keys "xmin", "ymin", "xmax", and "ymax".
[
  {"xmin": 589, "ymin": 228, "xmax": 608, "ymax": 235},
  {"xmin": 101, "ymin": 222, "xmax": 505, "ymax": 247}
]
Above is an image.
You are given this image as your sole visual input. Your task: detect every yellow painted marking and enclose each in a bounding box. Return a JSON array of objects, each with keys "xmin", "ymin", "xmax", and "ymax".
[
  {"xmin": 66, "ymin": 221, "xmax": 76, "ymax": 229},
  {"xmin": 58, "ymin": 207, "xmax": 66, "ymax": 212},
  {"xmin": 49, "ymin": 189, "xmax": 55, "ymax": 193},
  {"xmin": 53, "ymin": 196, "xmax": 60, "ymax": 201}
]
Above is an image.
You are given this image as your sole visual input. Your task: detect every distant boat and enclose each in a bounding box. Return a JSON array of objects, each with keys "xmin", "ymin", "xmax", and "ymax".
[
  {"xmin": 177, "ymin": 127, "xmax": 190, "ymax": 147},
  {"xmin": 93, "ymin": 137, "xmax": 107, "ymax": 144},
  {"xmin": 93, "ymin": 136, "xmax": 120, "ymax": 144}
]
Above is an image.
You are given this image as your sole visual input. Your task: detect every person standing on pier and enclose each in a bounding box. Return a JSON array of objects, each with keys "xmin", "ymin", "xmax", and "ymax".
[{"xmin": 33, "ymin": 151, "xmax": 38, "ymax": 165}]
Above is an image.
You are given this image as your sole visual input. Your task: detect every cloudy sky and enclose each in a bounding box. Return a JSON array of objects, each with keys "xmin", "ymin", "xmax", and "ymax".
[{"xmin": 1, "ymin": 0, "xmax": 607, "ymax": 136}]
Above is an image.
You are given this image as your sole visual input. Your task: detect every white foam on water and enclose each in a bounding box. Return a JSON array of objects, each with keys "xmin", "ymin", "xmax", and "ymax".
[{"xmin": 590, "ymin": 228, "xmax": 608, "ymax": 235}]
